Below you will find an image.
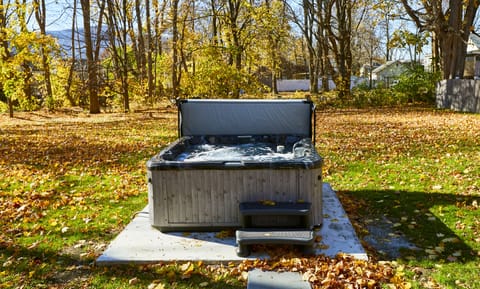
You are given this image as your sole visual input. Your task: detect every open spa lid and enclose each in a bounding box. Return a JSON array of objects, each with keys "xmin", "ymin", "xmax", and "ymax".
[{"xmin": 177, "ymin": 99, "xmax": 315, "ymax": 138}]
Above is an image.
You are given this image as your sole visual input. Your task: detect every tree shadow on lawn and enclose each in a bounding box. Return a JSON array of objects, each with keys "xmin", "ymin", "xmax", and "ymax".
[{"xmin": 340, "ymin": 189, "xmax": 480, "ymax": 262}]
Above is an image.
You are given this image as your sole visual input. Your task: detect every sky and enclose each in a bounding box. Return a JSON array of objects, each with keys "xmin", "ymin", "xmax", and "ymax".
[{"xmin": 29, "ymin": 0, "xmax": 80, "ymax": 32}]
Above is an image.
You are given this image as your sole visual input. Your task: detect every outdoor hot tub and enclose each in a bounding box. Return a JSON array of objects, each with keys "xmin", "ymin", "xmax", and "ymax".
[{"xmin": 147, "ymin": 99, "xmax": 323, "ymax": 232}]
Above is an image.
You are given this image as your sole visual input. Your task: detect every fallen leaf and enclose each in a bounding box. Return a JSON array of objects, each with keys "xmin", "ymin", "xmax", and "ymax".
[
  {"xmin": 447, "ymin": 255, "xmax": 457, "ymax": 262},
  {"xmin": 128, "ymin": 277, "xmax": 138, "ymax": 285},
  {"xmin": 425, "ymin": 249, "xmax": 437, "ymax": 255},
  {"xmin": 434, "ymin": 246, "xmax": 444, "ymax": 253},
  {"xmin": 180, "ymin": 262, "xmax": 194, "ymax": 274},
  {"xmin": 148, "ymin": 283, "xmax": 165, "ymax": 289},
  {"xmin": 441, "ymin": 237, "xmax": 459, "ymax": 243},
  {"xmin": 239, "ymin": 271, "xmax": 248, "ymax": 281}
]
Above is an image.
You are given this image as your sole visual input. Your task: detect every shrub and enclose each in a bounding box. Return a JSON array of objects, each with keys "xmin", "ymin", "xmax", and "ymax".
[
  {"xmin": 394, "ymin": 63, "xmax": 440, "ymax": 103},
  {"xmin": 349, "ymin": 88, "xmax": 408, "ymax": 107}
]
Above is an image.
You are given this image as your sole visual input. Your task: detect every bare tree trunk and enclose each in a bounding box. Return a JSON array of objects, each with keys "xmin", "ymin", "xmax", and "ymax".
[
  {"xmin": 65, "ymin": 0, "xmax": 78, "ymax": 106},
  {"xmin": 152, "ymin": 0, "xmax": 166, "ymax": 96},
  {"xmin": 145, "ymin": 0, "xmax": 154, "ymax": 103},
  {"xmin": 325, "ymin": 0, "xmax": 352, "ymax": 99},
  {"xmin": 224, "ymin": 0, "xmax": 251, "ymax": 98},
  {"xmin": 293, "ymin": 0, "xmax": 320, "ymax": 94},
  {"xmin": 122, "ymin": 0, "xmax": 129, "ymax": 112},
  {"xmin": 210, "ymin": 0, "xmax": 219, "ymax": 45},
  {"xmin": 262, "ymin": 0, "xmax": 287, "ymax": 96},
  {"xmin": 14, "ymin": 0, "xmax": 36, "ymax": 104},
  {"xmin": 444, "ymin": 0, "xmax": 462, "ymax": 78},
  {"xmin": 94, "ymin": 1, "xmax": 106, "ymax": 61},
  {"xmin": 33, "ymin": 0, "xmax": 54, "ymax": 110},
  {"xmin": 272, "ymin": 54, "xmax": 278, "ymax": 95},
  {"xmin": 80, "ymin": 0, "xmax": 100, "ymax": 113},
  {"xmin": 171, "ymin": 0, "xmax": 180, "ymax": 99},
  {"xmin": 135, "ymin": 0, "xmax": 147, "ymax": 79},
  {"xmin": 105, "ymin": 0, "xmax": 121, "ymax": 88},
  {"xmin": 105, "ymin": 0, "xmax": 129, "ymax": 111},
  {"xmin": 226, "ymin": 0, "xmax": 243, "ymax": 97},
  {"xmin": 315, "ymin": 0, "xmax": 329, "ymax": 92},
  {"xmin": 7, "ymin": 99, "xmax": 13, "ymax": 117}
]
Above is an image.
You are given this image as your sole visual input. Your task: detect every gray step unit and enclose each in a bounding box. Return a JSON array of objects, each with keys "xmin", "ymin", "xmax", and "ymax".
[
  {"xmin": 239, "ymin": 201, "xmax": 312, "ymax": 228},
  {"xmin": 236, "ymin": 201, "xmax": 315, "ymax": 257}
]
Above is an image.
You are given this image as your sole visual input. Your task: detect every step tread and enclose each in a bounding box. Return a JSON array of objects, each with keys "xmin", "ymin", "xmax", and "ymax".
[
  {"xmin": 239, "ymin": 202, "xmax": 311, "ymax": 216},
  {"xmin": 236, "ymin": 229, "xmax": 315, "ymax": 245}
]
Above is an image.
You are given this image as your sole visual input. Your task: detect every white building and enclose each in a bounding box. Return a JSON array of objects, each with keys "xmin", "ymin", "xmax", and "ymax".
[{"xmin": 371, "ymin": 60, "xmax": 409, "ymax": 87}]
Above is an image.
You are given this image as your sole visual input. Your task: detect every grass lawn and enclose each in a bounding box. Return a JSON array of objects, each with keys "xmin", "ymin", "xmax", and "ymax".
[{"xmin": 0, "ymin": 104, "xmax": 478, "ymax": 288}]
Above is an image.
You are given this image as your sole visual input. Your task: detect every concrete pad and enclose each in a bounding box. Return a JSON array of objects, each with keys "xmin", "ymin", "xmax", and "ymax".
[
  {"xmin": 96, "ymin": 183, "xmax": 367, "ymax": 264},
  {"xmin": 247, "ymin": 269, "xmax": 311, "ymax": 289}
]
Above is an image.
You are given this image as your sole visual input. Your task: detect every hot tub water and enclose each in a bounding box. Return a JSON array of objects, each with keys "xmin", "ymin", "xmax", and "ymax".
[{"xmin": 176, "ymin": 142, "xmax": 312, "ymax": 162}]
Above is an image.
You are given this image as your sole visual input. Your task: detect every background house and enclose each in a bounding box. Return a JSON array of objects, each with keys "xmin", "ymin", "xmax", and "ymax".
[
  {"xmin": 464, "ymin": 33, "xmax": 480, "ymax": 78},
  {"xmin": 359, "ymin": 62, "xmax": 382, "ymax": 78},
  {"xmin": 371, "ymin": 60, "xmax": 409, "ymax": 87}
]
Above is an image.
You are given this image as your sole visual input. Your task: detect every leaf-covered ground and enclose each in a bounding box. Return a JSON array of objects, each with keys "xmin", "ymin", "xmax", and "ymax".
[
  {"xmin": 316, "ymin": 107, "xmax": 480, "ymax": 289},
  {"xmin": 0, "ymin": 106, "xmax": 478, "ymax": 288}
]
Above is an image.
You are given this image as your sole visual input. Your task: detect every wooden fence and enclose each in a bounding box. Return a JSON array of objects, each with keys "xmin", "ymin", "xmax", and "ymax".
[{"xmin": 436, "ymin": 79, "xmax": 480, "ymax": 113}]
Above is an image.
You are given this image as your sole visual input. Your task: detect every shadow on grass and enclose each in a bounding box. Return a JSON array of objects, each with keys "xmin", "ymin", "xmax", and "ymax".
[{"xmin": 340, "ymin": 189, "xmax": 479, "ymax": 262}]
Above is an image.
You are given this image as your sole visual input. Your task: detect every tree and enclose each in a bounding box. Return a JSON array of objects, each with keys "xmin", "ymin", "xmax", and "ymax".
[
  {"xmin": 254, "ymin": 0, "xmax": 290, "ymax": 95},
  {"xmin": 400, "ymin": 0, "xmax": 480, "ymax": 79},
  {"xmin": 151, "ymin": 0, "xmax": 168, "ymax": 98},
  {"xmin": 304, "ymin": 0, "xmax": 321, "ymax": 94},
  {"xmin": 353, "ymin": 18, "xmax": 382, "ymax": 88},
  {"xmin": 287, "ymin": 0, "xmax": 323, "ymax": 94},
  {"xmin": 64, "ymin": 0, "xmax": 79, "ymax": 107},
  {"xmin": 288, "ymin": 0, "xmax": 358, "ymax": 97},
  {"xmin": 371, "ymin": 0, "xmax": 398, "ymax": 62},
  {"xmin": 80, "ymin": 0, "xmax": 101, "ymax": 113},
  {"xmin": 171, "ymin": 0, "xmax": 180, "ymax": 98},
  {"xmin": 325, "ymin": 0, "xmax": 355, "ymax": 99},
  {"xmin": 145, "ymin": 0, "xmax": 155, "ymax": 102},
  {"xmin": 389, "ymin": 29, "xmax": 429, "ymax": 63},
  {"xmin": 33, "ymin": 0, "xmax": 54, "ymax": 110},
  {"xmin": 0, "ymin": 0, "xmax": 54, "ymax": 116},
  {"xmin": 134, "ymin": 0, "xmax": 147, "ymax": 80},
  {"xmin": 316, "ymin": 0, "xmax": 333, "ymax": 92},
  {"xmin": 0, "ymin": 0, "xmax": 12, "ymax": 116},
  {"xmin": 219, "ymin": 0, "xmax": 255, "ymax": 97}
]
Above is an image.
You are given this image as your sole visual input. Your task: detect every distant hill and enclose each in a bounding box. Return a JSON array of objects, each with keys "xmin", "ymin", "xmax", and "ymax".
[{"xmin": 47, "ymin": 27, "xmax": 108, "ymax": 58}]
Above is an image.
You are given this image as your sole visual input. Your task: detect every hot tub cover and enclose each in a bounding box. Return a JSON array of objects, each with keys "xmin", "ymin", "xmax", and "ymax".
[{"xmin": 178, "ymin": 99, "xmax": 314, "ymax": 137}]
